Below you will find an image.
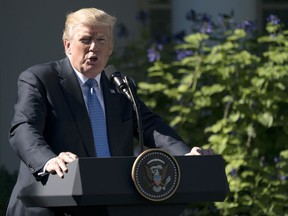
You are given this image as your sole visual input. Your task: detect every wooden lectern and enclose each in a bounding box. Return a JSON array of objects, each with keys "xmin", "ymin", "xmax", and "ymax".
[{"xmin": 18, "ymin": 155, "xmax": 229, "ymax": 216}]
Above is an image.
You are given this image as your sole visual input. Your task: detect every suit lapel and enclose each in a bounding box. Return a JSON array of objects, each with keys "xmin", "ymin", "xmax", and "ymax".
[
  {"xmin": 101, "ymin": 74, "xmax": 125, "ymax": 156},
  {"xmin": 58, "ymin": 58, "xmax": 96, "ymax": 157}
]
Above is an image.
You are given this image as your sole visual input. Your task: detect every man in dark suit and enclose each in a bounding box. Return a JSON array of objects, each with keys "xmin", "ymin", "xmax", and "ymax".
[{"xmin": 5, "ymin": 7, "xmax": 213, "ymax": 216}]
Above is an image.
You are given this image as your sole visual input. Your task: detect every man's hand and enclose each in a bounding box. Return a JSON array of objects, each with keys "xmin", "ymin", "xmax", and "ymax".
[
  {"xmin": 46, "ymin": 152, "xmax": 78, "ymax": 178},
  {"xmin": 185, "ymin": 147, "xmax": 214, "ymax": 156}
]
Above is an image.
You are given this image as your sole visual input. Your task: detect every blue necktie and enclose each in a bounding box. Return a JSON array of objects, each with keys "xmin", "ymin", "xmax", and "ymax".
[{"xmin": 86, "ymin": 79, "xmax": 111, "ymax": 157}]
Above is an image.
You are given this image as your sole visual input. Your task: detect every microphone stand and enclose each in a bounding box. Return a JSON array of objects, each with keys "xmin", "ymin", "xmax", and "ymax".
[{"xmin": 123, "ymin": 76, "xmax": 144, "ymax": 154}]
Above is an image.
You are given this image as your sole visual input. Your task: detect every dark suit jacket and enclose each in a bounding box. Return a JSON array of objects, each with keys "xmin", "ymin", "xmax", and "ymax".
[{"xmin": 6, "ymin": 58, "xmax": 190, "ymax": 216}]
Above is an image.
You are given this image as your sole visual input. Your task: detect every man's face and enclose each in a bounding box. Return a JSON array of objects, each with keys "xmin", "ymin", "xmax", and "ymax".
[{"xmin": 64, "ymin": 24, "xmax": 113, "ymax": 78}]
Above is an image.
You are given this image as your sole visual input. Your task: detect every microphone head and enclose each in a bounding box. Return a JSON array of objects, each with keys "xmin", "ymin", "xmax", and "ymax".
[
  {"xmin": 105, "ymin": 65, "xmax": 119, "ymax": 81},
  {"xmin": 105, "ymin": 65, "xmax": 133, "ymax": 100}
]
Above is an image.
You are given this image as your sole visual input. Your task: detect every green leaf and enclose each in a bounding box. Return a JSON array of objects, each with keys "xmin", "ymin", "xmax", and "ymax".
[
  {"xmin": 228, "ymin": 29, "xmax": 247, "ymax": 41},
  {"xmin": 257, "ymin": 112, "xmax": 273, "ymax": 127},
  {"xmin": 246, "ymin": 124, "xmax": 256, "ymax": 138},
  {"xmin": 229, "ymin": 112, "xmax": 240, "ymax": 122},
  {"xmin": 201, "ymin": 84, "xmax": 225, "ymax": 96},
  {"xmin": 205, "ymin": 119, "xmax": 226, "ymax": 133},
  {"xmin": 137, "ymin": 82, "xmax": 166, "ymax": 92},
  {"xmin": 184, "ymin": 33, "xmax": 209, "ymax": 48}
]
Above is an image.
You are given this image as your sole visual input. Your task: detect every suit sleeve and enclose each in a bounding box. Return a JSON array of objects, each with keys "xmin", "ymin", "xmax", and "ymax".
[
  {"xmin": 138, "ymin": 98, "xmax": 190, "ymax": 156},
  {"xmin": 9, "ymin": 70, "xmax": 56, "ymax": 177}
]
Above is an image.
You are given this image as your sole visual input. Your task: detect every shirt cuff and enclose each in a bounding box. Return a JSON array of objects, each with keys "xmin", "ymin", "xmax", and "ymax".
[{"xmin": 38, "ymin": 158, "xmax": 54, "ymax": 176}]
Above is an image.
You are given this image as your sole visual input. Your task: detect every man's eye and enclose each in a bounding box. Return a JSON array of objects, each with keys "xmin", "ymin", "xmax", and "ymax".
[
  {"xmin": 80, "ymin": 38, "xmax": 91, "ymax": 44},
  {"xmin": 97, "ymin": 38, "xmax": 106, "ymax": 44}
]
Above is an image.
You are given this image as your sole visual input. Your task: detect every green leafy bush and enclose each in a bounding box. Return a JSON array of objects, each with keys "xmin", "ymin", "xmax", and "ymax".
[{"xmin": 136, "ymin": 13, "xmax": 288, "ymax": 215}]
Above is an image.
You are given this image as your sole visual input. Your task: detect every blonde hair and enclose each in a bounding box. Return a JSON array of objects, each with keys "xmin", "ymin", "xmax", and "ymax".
[{"xmin": 62, "ymin": 8, "xmax": 116, "ymax": 41}]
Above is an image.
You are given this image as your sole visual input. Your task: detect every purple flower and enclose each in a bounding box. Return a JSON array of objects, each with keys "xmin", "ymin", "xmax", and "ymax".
[
  {"xmin": 280, "ymin": 175, "xmax": 287, "ymax": 181},
  {"xmin": 147, "ymin": 44, "xmax": 163, "ymax": 62},
  {"xmin": 176, "ymin": 49, "xmax": 193, "ymax": 60},
  {"xmin": 230, "ymin": 168, "xmax": 237, "ymax": 176},
  {"xmin": 273, "ymin": 156, "xmax": 280, "ymax": 163},
  {"xmin": 238, "ymin": 20, "xmax": 257, "ymax": 34},
  {"xmin": 200, "ymin": 15, "xmax": 214, "ymax": 33},
  {"xmin": 201, "ymin": 22, "xmax": 213, "ymax": 34},
  {"xmin": 147, "ymin": 48, "xmax": 160, "ymax": 62},
  {"xmin": 156, "ymin": 43, "xmax": 163, "ymax": 51},
  {"xmin": 214, "ymin": 11, "xmax": 235, "ymax": 32},
  {"xmin": 270, "ymin": 33, "xmax": 276, "ymax": 38},
  {"xmin": 267, "ymin": 14, "xmax": 281, "ymax": 25}
]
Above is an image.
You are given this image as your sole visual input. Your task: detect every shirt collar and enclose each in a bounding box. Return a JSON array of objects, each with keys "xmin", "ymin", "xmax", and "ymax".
[{"xmin": 72, "ymin": 67, "xmax": 102, "ymax": 88}]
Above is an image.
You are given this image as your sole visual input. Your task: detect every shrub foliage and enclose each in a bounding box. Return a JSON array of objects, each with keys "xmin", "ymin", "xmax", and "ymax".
[{"xmin": 136, "ymin": 13, "xmax": 288, "ymax": 216}]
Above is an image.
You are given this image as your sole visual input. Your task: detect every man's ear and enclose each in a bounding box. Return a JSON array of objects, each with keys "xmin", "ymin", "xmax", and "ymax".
[
  {"xmin": 109, "ymin": 40, "xmax": 114, "ymax": 55},
  {"xmin": 63, "ymin": 39, "xmax": 71, "ymax": 55},
  {"xmin": 109, "ymin": 45, "xmax": 113, "ymax": 56}
]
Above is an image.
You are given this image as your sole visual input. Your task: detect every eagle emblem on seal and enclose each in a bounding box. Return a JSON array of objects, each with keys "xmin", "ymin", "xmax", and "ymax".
[{"xmin": 145, "ymin": 158, "xmax": 172, "ymax": 193}]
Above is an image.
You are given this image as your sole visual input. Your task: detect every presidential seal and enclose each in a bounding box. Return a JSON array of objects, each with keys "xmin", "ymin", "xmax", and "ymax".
[{"xmin": 131, "ymin": 149, "xmax": 180, "ymax": 202}]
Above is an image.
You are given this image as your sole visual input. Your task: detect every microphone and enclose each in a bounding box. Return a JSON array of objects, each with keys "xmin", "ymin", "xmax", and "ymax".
[
  {"xmin": 105, "ymin": 65, "xmax": 131, "ymax": 100},
  {"xmin": 105, "ymin": 65, "xmax": 144, "ymax": 153}
]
